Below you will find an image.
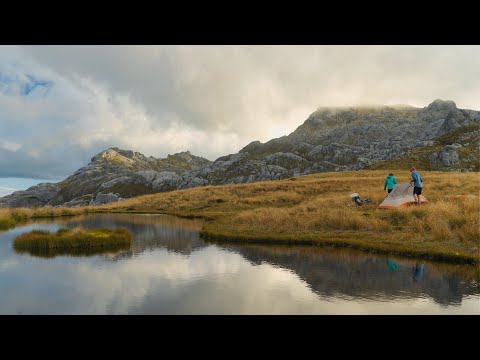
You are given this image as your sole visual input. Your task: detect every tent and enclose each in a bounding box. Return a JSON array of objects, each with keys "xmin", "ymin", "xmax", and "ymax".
[{"xmin": 377, "ymin": 183, "xmax": 428, "ymax": 209}]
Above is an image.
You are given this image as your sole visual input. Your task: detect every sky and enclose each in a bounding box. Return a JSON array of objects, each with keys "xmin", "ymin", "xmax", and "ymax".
[{"xmin": 0, "ymin": 45, "xmax": 479, "ymax": 194}]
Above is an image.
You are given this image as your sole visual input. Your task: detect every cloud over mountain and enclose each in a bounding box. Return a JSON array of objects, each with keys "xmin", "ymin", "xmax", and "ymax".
[{"xmin": 1, "ymin": 45, "xmax": 479, "ymax": 179}]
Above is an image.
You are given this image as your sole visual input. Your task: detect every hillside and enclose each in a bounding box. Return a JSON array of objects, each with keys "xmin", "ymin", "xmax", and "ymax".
[
  {"xmin": 1, "ymin": 99, "xmax": 478, "ymax": 208},
  {"xmin": 1, "ymin": 170, "xmax": 479, "ymax": 263}
]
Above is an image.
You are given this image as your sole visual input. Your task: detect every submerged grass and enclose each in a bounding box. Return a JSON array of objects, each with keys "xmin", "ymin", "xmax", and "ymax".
[{"xmin": 13, "ymin": 227, "xmax": 132, "ymax": 250}]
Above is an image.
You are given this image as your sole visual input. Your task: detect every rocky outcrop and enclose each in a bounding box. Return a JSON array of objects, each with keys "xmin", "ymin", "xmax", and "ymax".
[
  {"xmin": 430, "ymin": 144, "xmax": 462, "ymax": 167},
  {"xmin": 1, "ymin": 99, "xmax": 479, "ymax": 208},
  {"xmin": 0, "ymin": 183, "xmax": 60, "ymax": 208},
  {"xmin": 45, "ymin": 148, "xmax": 212, "ymax": 206},
  {"xmin": 90, "ymin": 192, "xmax": 123, "ymax": 206}
]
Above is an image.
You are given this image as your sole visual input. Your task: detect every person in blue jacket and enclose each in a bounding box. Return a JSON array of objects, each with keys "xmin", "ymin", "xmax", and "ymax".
[
  {"xmin": 409, "ymin": 167, "xmax": 424, "ymax": 205},
  {"xmin": 384, "ymin": 173, "xmax": 397, "ymax": 194}
]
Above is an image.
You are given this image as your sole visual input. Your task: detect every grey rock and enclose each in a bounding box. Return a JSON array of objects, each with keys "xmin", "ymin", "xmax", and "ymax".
[
  {"xmin": 64, "ymin": 199, "xmax": 91, "ymax": 207},
  {"xmin": 430, "ymin": 145, "xmax": 461, "ymax": 167},
  {"xmin": 0, "ymin": 182, "xmax": 60, "ymax": 208},
  {"xmin": 89, "ymin": 192, "xmax": 122, "ymax": 206},
  {"xmin": 440, "ymin": 145, "xmax": 461, "ymax": 166}
]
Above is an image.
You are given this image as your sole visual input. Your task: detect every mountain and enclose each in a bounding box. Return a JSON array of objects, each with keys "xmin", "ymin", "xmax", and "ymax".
[
  {"xmin": 0, "ymin": 149, "xmax": 211, "ymax": 208},
  {"xmin": 1, "ymin": 99, "xmax": 479, "ymax": 208}
]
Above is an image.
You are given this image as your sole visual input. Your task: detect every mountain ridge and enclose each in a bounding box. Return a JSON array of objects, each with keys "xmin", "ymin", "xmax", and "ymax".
[{"xmin": 1, "ymin": 99, "xmax": 479, "ymax": 208}]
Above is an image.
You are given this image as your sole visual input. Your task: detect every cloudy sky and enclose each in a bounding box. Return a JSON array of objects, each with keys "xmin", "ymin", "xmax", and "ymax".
[{"xmin": 0, "ymin": 45, "xmax": 479, "ymax": 194}]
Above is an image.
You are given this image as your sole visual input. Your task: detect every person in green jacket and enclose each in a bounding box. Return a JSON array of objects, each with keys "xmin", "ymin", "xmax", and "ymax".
[{"xmin": 384, "ymin": 173, "xmax": 397, "ymax": 194}]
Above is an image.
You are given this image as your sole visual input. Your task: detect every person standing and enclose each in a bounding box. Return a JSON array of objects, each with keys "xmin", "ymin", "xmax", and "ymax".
[
  {"xmin": 384, "ymin": 173, "xmax": 397, "ymax": 195},
  {"xmin": 409, "ymin": 167, "xmax": 424, "ymax": 205}
]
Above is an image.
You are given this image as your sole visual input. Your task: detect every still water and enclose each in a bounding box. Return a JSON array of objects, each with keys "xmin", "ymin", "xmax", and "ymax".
[{"xmin": 0, "ymin": 214, "xmax": 478, "ymax": 314}]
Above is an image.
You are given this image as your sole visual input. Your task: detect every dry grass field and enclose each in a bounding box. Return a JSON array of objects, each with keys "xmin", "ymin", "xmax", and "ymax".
[{"xmin": 1, "ymin": 170, "xmax": 479, "ymax": 263}]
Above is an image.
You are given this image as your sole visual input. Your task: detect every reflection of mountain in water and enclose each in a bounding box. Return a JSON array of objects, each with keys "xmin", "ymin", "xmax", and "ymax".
[
  {"xmin": 59, "ymin": 214, "xmax": 207, "ymax": 258},
  {"xmin": 23, "ymin": 214, "xmax": 479, "ymax": 306},
  {"xmin": 218, "ymin": 243, "xmax": 479, "ymax": 306}
]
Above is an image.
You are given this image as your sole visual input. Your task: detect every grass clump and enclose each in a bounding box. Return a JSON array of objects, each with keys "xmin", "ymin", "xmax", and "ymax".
[{"xmin": 13, "ymin": 227, "xmax": 132, "ymax": 251}]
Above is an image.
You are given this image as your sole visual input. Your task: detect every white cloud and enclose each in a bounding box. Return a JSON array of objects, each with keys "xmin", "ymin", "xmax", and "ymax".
[
  {"xmin": 0, "ymin": 45, "xmax": 478, "ymax": 179},
  {"xmin": 0, "ymin": 140, "xmax": 21, "ymax": 152}
]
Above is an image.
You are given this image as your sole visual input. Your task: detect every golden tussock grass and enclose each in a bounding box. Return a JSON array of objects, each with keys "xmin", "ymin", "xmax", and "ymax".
[
  {"xmin": 0, "ymin": 206, "xmax": 95, "ymax": 230},
  {"xmin": 2, "ymin": 170, "xmax": 479, "ymax": 263}
]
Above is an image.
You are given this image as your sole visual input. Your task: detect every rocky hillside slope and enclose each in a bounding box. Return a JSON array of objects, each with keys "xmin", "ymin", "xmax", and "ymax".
[
  {"xmin": 1, "ymin": 99, "xmax": 478, "ymax": 208},
  {"xmin": 0, "ymin": 149, "xmax": 211, "ymax": 207}
]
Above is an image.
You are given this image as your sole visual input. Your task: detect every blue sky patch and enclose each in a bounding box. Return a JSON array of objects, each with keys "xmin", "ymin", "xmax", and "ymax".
[{"xmin": 0, "ymin": 72, "xmax": 53, "ymax": 97}]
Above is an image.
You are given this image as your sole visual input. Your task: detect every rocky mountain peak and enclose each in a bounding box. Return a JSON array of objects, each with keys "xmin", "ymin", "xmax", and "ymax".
[
  {"xmin": 426, "ymin": 99, "xmax": 457, "ymax": 111},
  {"xmin": 167, "ymin": 151, "xmax": 192, "ymax": 162},
  {"xmin": 90, "ymin": 147, "xmax": 147, "ymax": 165},
  {"xmin": 91, "ymin": 147, "xmax": 120, "ymax": 162}
]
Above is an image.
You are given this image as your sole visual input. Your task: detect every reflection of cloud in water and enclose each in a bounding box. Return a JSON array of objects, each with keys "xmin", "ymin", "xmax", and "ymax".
[
  {"xmin": 4, "ymin": 244, "xmax": 480, "ymax": 314},
  {"xmin": 1, "ymin": 214, "xmax": 479, "ymax": 314},
  {"xmin": 1, "ymin": 246, "xmax": 249, "ymax": 314},
  {"xmin": 0, "ymin": 258, "xmax": 18, "ymax": 271},
  {"xmin": 214, "ymin": 243, "xmax": 480, "ymax": 307}
]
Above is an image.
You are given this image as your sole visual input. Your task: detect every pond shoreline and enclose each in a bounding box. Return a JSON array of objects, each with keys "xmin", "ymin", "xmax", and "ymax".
[
  {"xmin": 1, "ymin": 171, "xmax": 479, "ymax": 266},
  {"xmin": 200, "ymin": 231, "xmax": 478, "ymax": 265},
  {"xmin": 102, "ymin": 210, "xmax": 480, "ymax": 265},
  {"xmin": 2, "ymin": 210, "xmax": 477, "ymax": 266},
  {"xmin": 1, "ymin": 212, "xmax": 478, "ymax": 315}
]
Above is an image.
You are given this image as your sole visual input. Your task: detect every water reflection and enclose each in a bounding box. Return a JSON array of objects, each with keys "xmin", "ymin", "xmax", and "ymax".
[
  {"xmin": 14, "ymin": 246, "xmax": 131, "ymax": 259},
  {"xmin": 413, "ymin": 263, "xmax": 425, "ymax": 282},
  {"xmin": 213, "ymin": 242, "xmax": 479, "ymax": 306},
  {"xmin": 28, "ymin": 214, "xmax": 206, "ymax": 259},
  {"xmin": 0, "ymin": 214, "xmax": 478, "ymax": 314},
  {"xmin": 387, "ymin": 259, "xmax": 398, "ymax": 272}
]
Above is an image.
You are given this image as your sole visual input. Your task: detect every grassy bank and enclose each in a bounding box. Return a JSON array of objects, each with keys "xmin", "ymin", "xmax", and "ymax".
[
  {"xmin": 2, "ymin": 170, "xmax": 479, "ymax": 264},
  {"xmin": 0, "ymin": 206, "xmax": 95, "ymax": 231},
  {"xmin": 100, "ymin": 170, "xmax": 480, "ymax": 264},
  {"xmin": 13, "ymin": 227, "xmax": 132, "ymax": 251}
]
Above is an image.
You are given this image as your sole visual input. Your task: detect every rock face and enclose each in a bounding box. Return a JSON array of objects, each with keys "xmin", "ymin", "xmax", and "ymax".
[
  {"xmin": 430, "ymin": 144, "xmax": 462, "ymax": 167},
  {"xmin": 90, "ymin": 192, "xmax": 123, "ymax": 206},
  {"xmin": 0, "ymin": 183, "xmax": 61, "ymax": 208},
  {"xmin": 1, "ymin": 99, "xmax": 479, "ymax": 208}
]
